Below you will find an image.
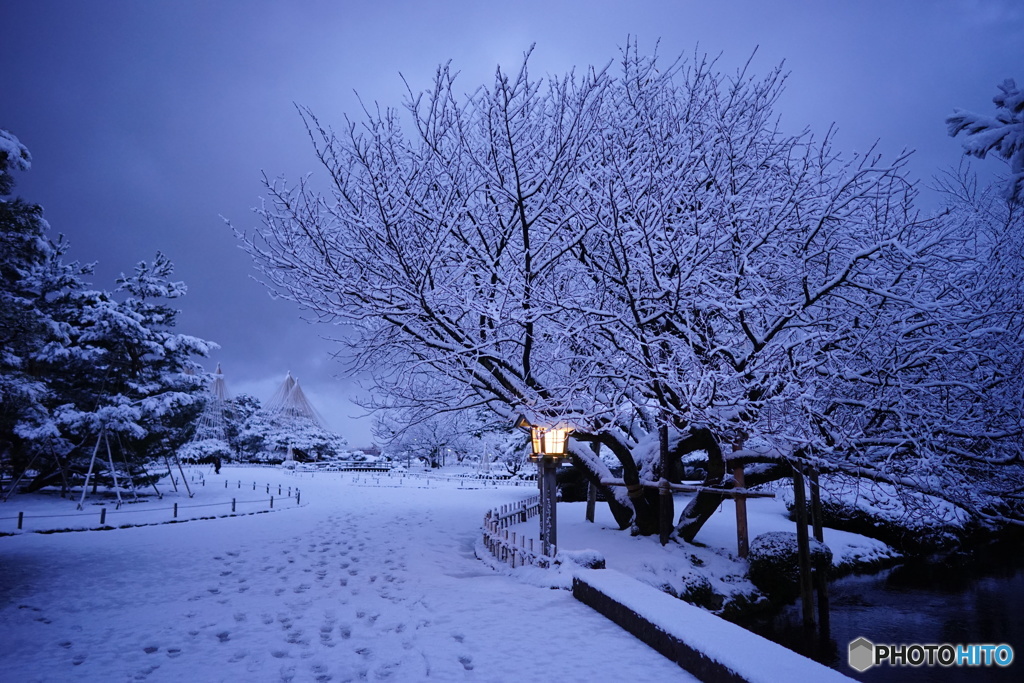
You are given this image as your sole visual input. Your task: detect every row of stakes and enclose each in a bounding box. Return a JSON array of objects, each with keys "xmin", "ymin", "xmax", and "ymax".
[{"xmin": 13, "ymin": 482, "xmax": 301, "ymax": 530}]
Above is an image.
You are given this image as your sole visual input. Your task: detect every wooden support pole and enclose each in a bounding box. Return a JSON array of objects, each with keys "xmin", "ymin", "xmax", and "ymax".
[
  {"xmin": 733, "ymin": 465, "xmax": 749, "ymax": 558},
  {"xmin": 808, "ymin": 467, "xmax": 824, "ymax": 543},
  {"xmin": 77, "ymin": 435, "xmax": 104, "ymax": 510},
  {"xmin": 808, "ymin": 467, "xmax": 830, "ymax": 639},
  {"xmin": 586, "ymin": 481, "xmax": 597, "ymax": 523},
  {"xmin": 586, "ymin": 441, "xmax": 600, "ymax": 523},
  {"xmin": 659, "ymin": 425, "xmax": 674, "ymax": 546},
  {"xmin": 792, "ymin": 467, "xmax": 815, "ymax": 632}
]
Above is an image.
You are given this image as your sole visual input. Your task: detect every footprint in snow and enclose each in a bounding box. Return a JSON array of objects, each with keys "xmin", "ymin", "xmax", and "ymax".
[{"xmin": 134, "ymin": 663, "xmax": 160, "ymax": 678}]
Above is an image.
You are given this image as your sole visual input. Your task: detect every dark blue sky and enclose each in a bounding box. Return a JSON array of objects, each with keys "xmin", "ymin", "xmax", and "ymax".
[{"xmin": 3, "ymin": 0, "xmax": 1021, "ymax": 445}]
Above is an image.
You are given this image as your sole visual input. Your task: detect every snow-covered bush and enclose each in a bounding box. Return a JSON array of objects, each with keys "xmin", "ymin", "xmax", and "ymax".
[{"xmin": 747, "ymin": 532, "xmax": 832, "ymax": 601}]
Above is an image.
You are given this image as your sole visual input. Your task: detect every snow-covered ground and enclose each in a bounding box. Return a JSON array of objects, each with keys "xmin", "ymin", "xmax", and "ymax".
[
  {"xmin": 0, "ymin": 466, "xmax": 894, "ymax": 681},
  {"xmin": 0, "ymin": 467, "xmax": 697, "ymax": 682}
]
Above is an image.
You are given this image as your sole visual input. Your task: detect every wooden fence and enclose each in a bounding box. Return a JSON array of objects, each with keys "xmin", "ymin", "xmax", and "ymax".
[
  {"xmin": 481, "ymin": 495, "xmax": 556, "ymax": 568},
  {"xmin": 1, "ymin": 480, "xmax": 302, "ymax": 534}
]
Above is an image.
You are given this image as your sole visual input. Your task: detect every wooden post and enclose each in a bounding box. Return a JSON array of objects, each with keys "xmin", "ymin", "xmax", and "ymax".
[
  {"xmin": 231, "ymin": 498, "xmax": 236, "ymax": 513},
  {"xmin": 808, "ymin": 467, "xmax": 824, "ymax": 543},
  {"xmin": 100, "ymin": 508, "xmax": 106, "ymax": 525},
  {"xmin": 173, "ymin": 502, "xmax": 178, "ymax": 519},
  {"xmin": 586, "ymin": 441, "xmax": 600, "ymax": 523},
  {"xmin": 539, "ymin": 459, "xmax": 558, "ymax": 555},
  {"xmin": 586, "ymin": 481, "xmax": 597, "ymax": 523},
  {"xmin": 659, "ymin": 425, "xmax": 674, "ymax": 546},
  {"xmin": 537, "ymin": 460, "xmax": 547, "ymax": 550},
  {"xmin": 733, "ymin": 465, "xmax": 749, "ymax": 558},
  {"xmin": 808, "ymin": 467, "xmax": 830, "ymax": 639},
  {"xmin": 18, "ymin": 511, "xmax": 24, "ymax": 529},
  {"xmin": 270, "ymin": 495, "xmax": 274, "ymax": 509},
  {"xmin": 792, "ymin": 467, "xmax": 815, "ymax": 632}
]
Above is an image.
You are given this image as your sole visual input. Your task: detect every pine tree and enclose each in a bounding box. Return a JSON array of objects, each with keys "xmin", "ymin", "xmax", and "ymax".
[
  {"xmin": 1, "ymin": 129, "xmax": 215, "ymax": 495},
  {"xmin": 948, "ymin": 78, "xmax": 1024, "ymax": 202}
]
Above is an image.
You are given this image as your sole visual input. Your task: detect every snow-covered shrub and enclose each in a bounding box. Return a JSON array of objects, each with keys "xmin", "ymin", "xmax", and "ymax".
[
  {"xmin": 747, "ymin": 531, "xmax": 832, "ymax": 601},
  {"xmin": 781, "ymin": 475, "xmax": 972, "ymax": 553}
]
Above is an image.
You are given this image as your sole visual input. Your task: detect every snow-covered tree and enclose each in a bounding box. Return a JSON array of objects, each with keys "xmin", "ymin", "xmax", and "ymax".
[
  {"xmin": 232, "ymin": 401, "xmax": 347, "ymax": 463},
  {"xmin": 1, "ymin": 131, "xmax": 102, "ymax": 489},
  {"xmin": 238, "ymin": 45, "xmax": 1023, "ymax": 540},
  {"xmin": 1, "ymin": 129, "xmax": 215, "ymax": 494},
  {"xmin": 374, "ymin": 407, "xmax": 474, "ymax": 468},
  {"xmin": 948, "ymin": 78, "xmax": 1024, "ymax": 202}
]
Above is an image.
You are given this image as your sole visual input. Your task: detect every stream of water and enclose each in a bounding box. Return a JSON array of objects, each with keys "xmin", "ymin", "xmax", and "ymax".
[{"xmin": 740, "ymin": 541, "xmax": 1024, "ymax": 682}]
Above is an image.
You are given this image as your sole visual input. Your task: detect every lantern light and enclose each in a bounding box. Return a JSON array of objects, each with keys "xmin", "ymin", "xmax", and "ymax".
[{"xmin": 515, "ymin": 415, "xmax": 572, "ymax": 461}]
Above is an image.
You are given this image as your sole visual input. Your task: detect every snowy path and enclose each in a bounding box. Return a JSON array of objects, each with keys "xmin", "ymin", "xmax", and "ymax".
[{"xmin": 0, "ymin": 471, "xmax": 695, "ymax": 682}]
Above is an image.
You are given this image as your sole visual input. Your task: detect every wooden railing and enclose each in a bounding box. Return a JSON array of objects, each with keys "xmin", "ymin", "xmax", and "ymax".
[{"xmin": 481, "ymin": 495, "xmax": 555, "ymax": 568}]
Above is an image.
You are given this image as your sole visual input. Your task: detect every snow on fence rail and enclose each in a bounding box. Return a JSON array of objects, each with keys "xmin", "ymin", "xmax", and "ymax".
[{"xmin": 481, "ymin": 495, "xmax": 555, "ymax": 568}]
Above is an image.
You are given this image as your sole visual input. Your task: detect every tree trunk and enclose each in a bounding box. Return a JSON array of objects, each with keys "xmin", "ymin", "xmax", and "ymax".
[{"xmin": 674, "ymin": 428, "xmax": 731, "ymax": 542}]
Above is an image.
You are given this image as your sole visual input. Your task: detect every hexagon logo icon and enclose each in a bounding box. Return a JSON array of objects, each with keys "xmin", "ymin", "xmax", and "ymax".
[{"xmin": 848, "ymin": 637, "xmax": 875, "ymax": 672}]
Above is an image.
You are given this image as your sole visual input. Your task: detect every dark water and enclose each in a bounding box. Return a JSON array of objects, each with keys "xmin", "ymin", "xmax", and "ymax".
[{"xmin": 739, "ymin": 542, "xmax": 1024, "ymax": 682}]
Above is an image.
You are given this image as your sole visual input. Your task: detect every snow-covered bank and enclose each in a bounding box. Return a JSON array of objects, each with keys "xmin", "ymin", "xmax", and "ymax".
[{"xmin": 499, "ymin": 494, "xmax": 899, "ymax": 615}]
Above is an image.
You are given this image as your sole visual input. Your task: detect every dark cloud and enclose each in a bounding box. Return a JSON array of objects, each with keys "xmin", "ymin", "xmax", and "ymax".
[{"xmin": 3, "ymin": 0, "xmax": 1021, "ymax": 446}]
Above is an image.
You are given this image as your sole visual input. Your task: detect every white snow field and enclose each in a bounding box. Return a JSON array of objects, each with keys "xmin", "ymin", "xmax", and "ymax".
[{"xmin": 0, "ymin": 467, "xmax": 699, "ymax": 682}]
